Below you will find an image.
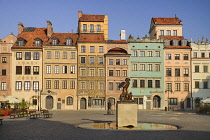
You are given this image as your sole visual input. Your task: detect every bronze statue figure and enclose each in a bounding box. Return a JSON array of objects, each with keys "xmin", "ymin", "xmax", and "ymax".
[{"xmin": 119, "ymin": 78, "xmax": 133, "ymax": 101}]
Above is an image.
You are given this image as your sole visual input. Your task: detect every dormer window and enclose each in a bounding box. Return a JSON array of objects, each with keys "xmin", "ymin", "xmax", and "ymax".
[
  {"xmin": 52, "ymin": 37, "xmax": 59, "ymax": 45},
  {"xmin": 34, "ymin": 38, "xmax": 42, "ymax": 46},
  {"xmin": 164, "ymin": 39, "xmax": 170, "ymax": 46},
  {"xmin": 96, "ymin": 24, "xmax": 101, "ymax": 32},
  {"xmin": 181, "ymin": 39, "xmax": 187, "ymax": 46},
  {"xmin": 17, "ymin": 38, "xmax": 25, "ymax": 46},
  {"xmin": 66, "ymin": 37, "xmax": 72, "ymax": 46},
  {"xmin": 173, "ymin": 39, "xmax": 179, "ymax": 46}
]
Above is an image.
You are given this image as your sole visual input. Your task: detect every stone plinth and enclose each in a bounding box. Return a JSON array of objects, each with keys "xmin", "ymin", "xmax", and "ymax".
[{"xmin": 116, "ymin": 101, "xmax": 137, "ymax": 128}]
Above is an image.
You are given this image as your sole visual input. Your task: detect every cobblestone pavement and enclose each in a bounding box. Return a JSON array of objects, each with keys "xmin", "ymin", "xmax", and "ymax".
[{"xmin": 0, "ymin": 110, "xmax": 210, "ymax": 140}]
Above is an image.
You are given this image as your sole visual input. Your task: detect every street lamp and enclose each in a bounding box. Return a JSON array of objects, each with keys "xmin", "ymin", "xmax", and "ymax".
[{"xmin": 35, "ymin": 90, "xmax": 42, "ymax": 111}]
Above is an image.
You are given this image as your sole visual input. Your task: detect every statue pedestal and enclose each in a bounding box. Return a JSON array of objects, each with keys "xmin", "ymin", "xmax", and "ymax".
[{"xmin": 116, "ymin": 101, "xmax": 137, "ymax": 128}]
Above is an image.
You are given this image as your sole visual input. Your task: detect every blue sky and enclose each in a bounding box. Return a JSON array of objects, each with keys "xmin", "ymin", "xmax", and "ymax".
[{"xmin": 0, "ymin": 0, "xmax": 209, "ymax": 41}]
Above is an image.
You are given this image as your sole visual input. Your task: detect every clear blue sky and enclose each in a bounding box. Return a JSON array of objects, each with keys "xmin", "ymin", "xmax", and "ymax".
[{"xmin": 0, "ymin": 0, "xmax": 209, "ymax": 41}]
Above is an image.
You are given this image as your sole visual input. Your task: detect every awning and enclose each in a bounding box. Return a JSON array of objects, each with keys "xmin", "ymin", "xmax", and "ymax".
[
  {"xmin": 201, "ymin": 98, "xmax": 210, "ymax": 103},
  {"xmin": 0, "ymin": 96, "xmax": 7, "ymax": 102},
  {"xmin": 5, "ymin": 96, "xmax": 21, "ymax": 103}
]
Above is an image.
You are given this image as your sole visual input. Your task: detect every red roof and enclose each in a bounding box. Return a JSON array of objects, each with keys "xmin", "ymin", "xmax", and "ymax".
[
  {"xmin": 162, "ymin": 36, "xmax": 184, "ymax": 40},
  {"xmin": 78, "ymin": 34, "xmax": 105, "ymax": 42},
  {"xmin": 79, "ymin": 14, "xmax": 105, "ymax": 22},
  {"xmin": 107, "ymin": 48, "xmax": 128, "ymax": 54},
  {"xmin": 45, "ymin": 33, "xmax": 79, "ymax": 45},
  {"xmin": 152, "ymin": 17, "xmax": 181, "ymax": 25},
  {"xmin": 165, "ymin": 46, "xmax": 191, "ymax": 49},
  {"xmin": 13, "ymin": 28, "xmax": 48, "ymax": 48}
]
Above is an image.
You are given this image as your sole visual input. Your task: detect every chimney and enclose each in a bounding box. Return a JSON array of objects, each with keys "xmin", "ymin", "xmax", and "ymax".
[
  {"xmin": 47, "ymin": 21, "xmax": 53, "ymax": 37},
  {"xmin": 18, "ymin": 23, "xmax": 24, "ymax": 34},
  {"xmin": 120, "ymin": 30, "xmax": 126, "ymax": 40},
  {"xmin": 78, "ymin": 11, "xmax": 83, "ymax": 20}
]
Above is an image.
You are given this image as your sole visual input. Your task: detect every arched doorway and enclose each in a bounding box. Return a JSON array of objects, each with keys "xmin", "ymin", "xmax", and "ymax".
[
  {"xmin": 80, "ymin": 98, "xmax": 86, "ymax": 109},
  {"xmin": 46, "ymin": 96, "xmax": 53, "ymax": 109},
  {"xmin": 153, "ymin": 95, "xmax": 161, "ymax": 108}
]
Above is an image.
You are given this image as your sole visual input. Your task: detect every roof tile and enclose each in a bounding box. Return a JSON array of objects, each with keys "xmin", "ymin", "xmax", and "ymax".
[
  {"xmin": 153, "ymin": 17, "xmax": 181, "ymax": 25},
  {"xmin": 78, "ymin": 34, "xmax": 105, "ymax": 42},
  {"xmin": 79, "ymin": 14, "xmax": 105, "ymax": 22}
]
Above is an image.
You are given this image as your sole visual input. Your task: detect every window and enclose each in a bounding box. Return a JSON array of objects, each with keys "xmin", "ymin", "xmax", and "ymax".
[
  {"xmin": 32, "ymin": 99, "xmax": 37, "ymax": 105},
  {"xmin": 183, "ymin": 68, "xmax": 189, "ymax": 77},
  {"xmin": 175, "ymin": 54, "xmax": 180, "ymax": 60},
  {"xmin": 173, "ymin": 39, "xmax": 179, "ymax": 46},
  {"xmin": 99, "ymin": 57, "xmax": 103, "ymax": 64},
  {"xmin": 25, "ymin": 66, "xmax": 31, "ymax": 75},
  {"xmin": 184, "ymin": 54, "xmax": 188, "ymax": 60},
  {"xmin": 67, "ymin": 97, "xmax": 73, "ymax": 105},
  {"xmin": 70, "ymin": 52, "xmax": 76, "ymax": 59},
  {"xmin": 81, "ymin": 57, "xmax": 86, "ymax": 63},
  {"xmin": 166, "ymin": 54, "xmax": 171, "ymax": 60},
  {"xmin": 140, "ymin": 64, "xmax": 145, "ymax": 71},
  {"xmin": 2, "ymin": 57, "xmax": 6, "ymax": 63},
  {"xmin": 70, "ymin": 81, "xmax": 75, "ymax": 89},
  {"xmin": 89, "ymin": 69, "xmax": 94, "ymax": 77},
  {"xmin": 54, "ymin": 51, "xmax": 60, "ymax": 59},
  {"xmin": 122, "ymin": 59, "xmax": 127, "ymax": 65},
  {"xmin": 133, "ymin": 64, "xmax": 137, "ymax": 71},
  {"xmin": 16, "ymin": 81, "xmax": 22, "ymax": 90},
  {"xmin": 204, "ymin": 66, "xmax": 208, "ymax": 72},
  {"xmin": 96, "ymin": 24, "xmax": 101, "ymax": 31},
  {"xmin": 46, "ymin": 80, "xmax": 51, "ymax": 89},
  {"xmin": 90, "ymin": 24, "xmax": 94, "ymax": 32},
  {"xmin": 175, "ymin": 68, "xmax": 180, "ymax": 77},
  {"xmin": 16, "ymin": 52, "xmax": 22, "ymax": 60},
  {"xmin": 195, "ymin": 81, "xmax": 199, "ymax": 88},
  {"xmin": 54, "ymin": 80, "xmax": 59, "ymax": 89},
  {"xmin": 63, "ymin": 51, "xmax": 68, "ymax": 59},
  {"xmin": 93, "ymin": 99, "xmax": 102, "ymax": 106},
  {"xmin": 90, "ymin": 46, "xmax": 94, "ymax": 53},
  {"xmin": 164, "ymin": 39, "xmax": 170, "ymax": 46},
  {"xmin": 123, "ymin": 70, "xmax": 127, "ymax": 77},
  {"xmin": 63, "ymin": 66, "xmax": 67, "ymax": 74},
  {"xmin": 132, "ymin": 79, "xmax": 137, "ymax": 87},
  {"xmin": 62, "ymin": 80, "xmax": 67, "ymax": 89},
  {"xmin": 25, "ymin": 52, "xmax": 31, "ymax": 60},
  {"xmin": 166, "ymin": 68, "xmax": 171, "ymax": 76},
  {"xmin": 160, "ymin": 30, "xmax": 164, "ymax": 36},
  {"xmin": 133, "ymin": 50, "xmax": 137, "ymax": 56},
  {"xmin": 90, "ymin": 57, "xmax": 94, "ymax": 64},
  {"xmin": 116, "ymin": 82, "xmax": 120, "ymax": 91},
  {"xmin": 33, "ymin": 52, "xmax": 39, "ymax": 60},
  {"xmin": 155, "ymin": 51, "xmax": 160, "ymax": 57},
  {"xmin": 173, "ymin": 30, "xmax": 177, "ymax": 36},
  {"xmin": 148, "ymin": 80, "xmax": 153, "ymax": 88},
  {"xmin": 99, "ymin": 46, "xmax": 104, "ymax": 53},
  {"xmin": 116, "ymin": 70, "xmax": 120, "ymax": 76},
  {"xmin": 33, "ymin": 81, "xmax": 39, "ymax": 90},
  {"xmin": 169, "ymin": 98, "xmax": 177, "ymax": 105},
  {"xmin": 83, "ymin": 24, "xmax": 87, "ymax": 31},
  {"xmin": 89, "ymin": 82, "xmax": 94, "ymax": 90},
  {"xmin": 16, "ymin": 66, "xmax": 22, "ymax": 74},
  {"xmin": 166, "ymin": 30, "xmax": 171, "ymax": 36},
  {"xmin": 109, "ymin": 70, "xmax": 113, "ymax": 76},
  {"xmin": 195, "ymin": 65, "xmax": 199, "ymax": 72},
  {"xmin": 2, "ymin": 69, "xmax": 6, "ymax": 75},
  {"xmin": 140, "ymin": 51, "xmax": 145, "ymax": 57},
  {"xmin": 155, "ymin": 80, "xmax": 160, "ymax": 88},
  {"xmin": 155, "ymin": 64, "xmax": 160, "ymax": 71},
  {"xmin": 24, "ymin": 81, "xmax": 30, "ymax": 90},
  {"xmin": 193, "ymin": 52, "xmax": 197, "ymax": 58},
  {"xmin": 66, "ymin": 38, "xmax": 72, "ymax": 45},
  {"xmin": 18, "ymin": 40, "xmax": 24, "ymax": 46},
  {"xmin": 175, "ymin": 83, "xmax": 180, "ymax": 91},
  {"xmin": 46, "ymin": 65, "xmax": 51, "ymax": 74},
  {"xmin": 81, "ymin": 46, "xmax": 86, "ymax": 53},
  {"xmin": 203, "ymin": 81, "xmax": 208, "ymax": 89},
  {"xmin": 140, "ymin": 80, "xmax": 145, "ymax": 88},
  {"xmin": 33, "ymin": 66, "xmax": 39, "ymax": 75},
  {"xmin": 166, "ymin": 83, "xmax": 172, "ymax": 91},
  {"xmin": 148, "ymin": 64, "xmax": 152, "ymax": 71},
  {"xmin": 99, "ymin": 69, "xmax": 104, "ymax": 77},
  {"xmin": 201, "ymin": 53, "xmax": 205, "ymax": 58},
  {"xmin": 99, "ymin": 82, "xmax": 104, "ymax": 90},
  {"xmin": 109, "ymin": 59, "xmax": 113, "ymax": 65},
  {"xmin": 70, "ymin": 65, "xmax": 75, "ymax": 74},
  {"xmin": 148, "ymin": 51, "xmax": 152, "ymax": 57},
  {"xmin": 52, "ymin": 39, "xmax": 57, "ymax": 45},
  {"xmin": 47, "ymin": 51, "xmax": 51, "ymax": 59},
  {"xmin": 35, "ymin": 40, "xmax": 41, "ymax": 46},
  {"xmin": 81, "ymin": 69, "xmax": 86, "ymax": 77},
  {"xmin": 116, "ymin": 59, "xmax": 120, "ymax": 65},
  {"xmin": 1, "ymin": 82, "xmax": 6, "ymax": 90},
  {"xmin": 54, "ymin": 65, "xmax": 59, "ymax": 74},
  {"xmin": 184, "ymin": 83, "xmax": 189, "ymax": 91},
  {"xmin": 109, "ymin": 82, "xmax": 113, "ymax": 90}
]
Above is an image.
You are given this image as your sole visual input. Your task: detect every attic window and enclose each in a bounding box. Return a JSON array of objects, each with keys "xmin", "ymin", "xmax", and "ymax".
[
  {"xmin": 66, "ymin": 37, "xmax": 72, "ymax": 46},
  {"xmin": 173, "ymin": 39, "xmax": 179, "ymax": 46},
  {"xmin": 34, "ymin": 38, "xmax": 42, "ymax": 46},
  {"xmin": 52, "ymin": 37, "xmax": 58, "ymax": 45},
  {"xmin": 17, "ymin": 38, "xmax": 25, "ymax": 46},
  {"xmin": 181, "ymin": 40, "xmax": 187, "ymax": 46},
  {"xmin": 164, "ymin": 39, "xmax": 170, "ymax": 46}
]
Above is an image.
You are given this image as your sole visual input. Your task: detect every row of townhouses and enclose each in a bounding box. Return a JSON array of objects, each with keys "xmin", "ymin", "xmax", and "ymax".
[{"xmin": 0, "ymin": 11, "xmax": 209, "ymax": 110}]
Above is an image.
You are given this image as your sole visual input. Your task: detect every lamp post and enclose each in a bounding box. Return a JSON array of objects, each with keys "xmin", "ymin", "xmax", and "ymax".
[{"xmin": 35, "ymin": 90, "xmax": 42, "ymax": 111}]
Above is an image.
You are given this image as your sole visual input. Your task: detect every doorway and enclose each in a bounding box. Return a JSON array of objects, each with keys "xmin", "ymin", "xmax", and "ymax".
[
  {"xmin": 80, "ymin": 98, "xmax": 86, "ymax": 109},
  {"xmin": 46, "ymin": 96, "xmax": 53, "ymax": 109},
  {"xmin": 153, "ymin": 95, "xmax": 161, "ymax": 108}
]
